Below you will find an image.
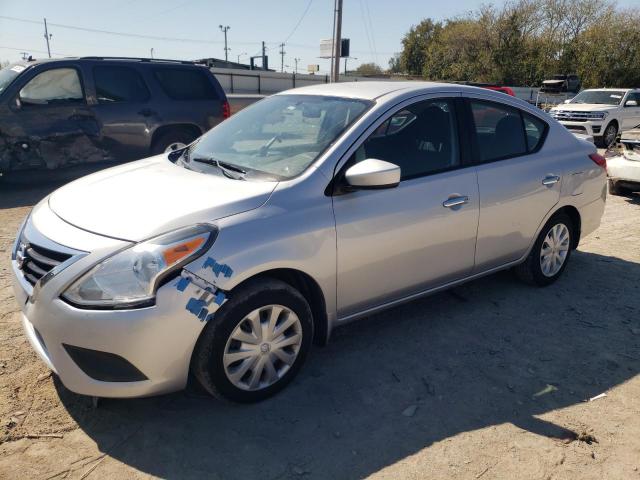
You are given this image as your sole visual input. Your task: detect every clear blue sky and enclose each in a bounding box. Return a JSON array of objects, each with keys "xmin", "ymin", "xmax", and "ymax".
[{"xmin": 0, "ymin": 0, "xmax": 637, "ymax": 74}]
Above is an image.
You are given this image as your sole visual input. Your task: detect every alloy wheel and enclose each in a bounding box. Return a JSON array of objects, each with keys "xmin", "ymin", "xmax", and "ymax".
[
  {"xmin": 164, "ymin": 142, "xmax": 187, "ymax": 153},
  {"xmin": 223, "ymin": 305, "xmax": 303, "ymax": 391}
]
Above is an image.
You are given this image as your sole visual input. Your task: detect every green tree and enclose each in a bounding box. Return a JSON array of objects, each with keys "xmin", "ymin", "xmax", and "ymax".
[
  {"xmin": 399, "ymin": 19, "xmax": 441, "ymax": 75},
  {"xmin": 354, "ymin": 62, "xmax": 383, "ymax": 76}
]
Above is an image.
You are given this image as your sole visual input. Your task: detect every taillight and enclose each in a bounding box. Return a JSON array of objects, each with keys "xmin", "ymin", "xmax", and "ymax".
[
  {"xmin": 589, "ymin": 152, "xmax": 606, "ymax": 170},
  {"xmin": 222, "ymin": 100, "xmax": 230, "ymax": 119}
]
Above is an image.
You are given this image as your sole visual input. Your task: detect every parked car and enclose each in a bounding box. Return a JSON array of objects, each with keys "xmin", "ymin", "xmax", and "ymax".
[
  {"xmin": 549, "ymin": 88, "xmax": 640, "ymax": 147},
  {"xmin": 11, "ymin": 82, "xmax": 606, "ymax": 403},
  {"xmin": 606, "ymin": 128, "xmax": 640, "ymax": 195},
  {"xmin": 0, "ymin": 57, "xmax": 229, "ymax": 176},
  {"xmin": 540, "ymin": 74, "xmax": 581, "ymax": 94},
  {"xmin": 461, "ymin": 82, "xmax": 516, "ymax": 96}
]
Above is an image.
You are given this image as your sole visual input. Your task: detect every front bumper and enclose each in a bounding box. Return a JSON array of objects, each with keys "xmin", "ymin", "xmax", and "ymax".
[
  {"xmin": 11, "ymin": 204, "xmax": 214, "ymax": 398},
  {"xmin": 557, "ymin": 120, "xmax": 605, "ymax": 137}
]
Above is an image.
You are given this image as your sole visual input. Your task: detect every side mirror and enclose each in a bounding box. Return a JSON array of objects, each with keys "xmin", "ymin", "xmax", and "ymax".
[
  {"xmin": 344, "ymin": 159, "xmax": 400, "ymax": 190},
  {"xmin": 625, "ymin": 100, "xmax": 638, "ymax": 107},
  {"xmin": 9, "ymin": 96, "xmax": 21, "ymax": 111}
]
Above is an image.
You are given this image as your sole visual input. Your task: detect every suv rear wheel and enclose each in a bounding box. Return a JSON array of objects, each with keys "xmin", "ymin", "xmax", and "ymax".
[
  {"xmin": 151, "ymin": 128, "xmax": 199, "ymax": 155},
  {"xmin": 192, "ymin": 278, "xmax": 314, "ymax": 403}
]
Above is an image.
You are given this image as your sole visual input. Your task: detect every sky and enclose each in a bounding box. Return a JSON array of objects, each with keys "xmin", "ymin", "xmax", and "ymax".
[{"xmin": 0, "ymin": 0, "xmax": 637, "ymax": 74}]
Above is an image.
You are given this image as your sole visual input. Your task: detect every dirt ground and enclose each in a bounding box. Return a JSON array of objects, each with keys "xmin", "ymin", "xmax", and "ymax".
[{"xmin": 0, "ymin": 172, "xmax": 639, "ymax": 480}]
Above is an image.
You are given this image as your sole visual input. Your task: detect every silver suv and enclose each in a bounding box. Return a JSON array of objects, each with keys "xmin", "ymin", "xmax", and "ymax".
[{"xmin": 11, "ymin": 82, "xmax": 606, "ymax": 402}]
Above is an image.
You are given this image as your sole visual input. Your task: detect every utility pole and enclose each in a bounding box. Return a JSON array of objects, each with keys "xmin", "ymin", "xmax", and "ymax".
[
  {"xmin": 43, "ymin": 18, "xmax": 52, "ymax": 58},
  {"xmin": 150, "ymin": 48, "xmax": 154, "ymax": 59},
  {"xmin": 219, "ymin": 25, "xmax": 230, "ymax": 63},
  {"xmin": 279, "ymin": 43, "xmax": 286, "ymax": 73},
  {"xmin": 330, "ymin": 0, "xmax": 343, "ymax": 83},
  {"xmin": 294, "ymin": 57, "xmax": 301, "ymax": 74},
  {"xmin": 261, "ymin": 41, "xmax": 267, "ymax": 70}
]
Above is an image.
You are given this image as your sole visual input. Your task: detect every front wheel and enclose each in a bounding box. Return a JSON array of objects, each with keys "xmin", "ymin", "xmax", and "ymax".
[
  {"xmin": 192, "ymin": 278, "xmax": 313, "ymax": 403},
  {"xmin": 515, "ymin": 213, "xmax": 573, "ymax": 286},
  {"xmin": 596, "ymin": 122, "xmax": 618, "ymax": 148}
]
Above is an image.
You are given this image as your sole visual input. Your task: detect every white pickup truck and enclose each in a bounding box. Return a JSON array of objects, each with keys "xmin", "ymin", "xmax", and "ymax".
[{"xmin": 549, "ymin": 88, "xmax": 640, "ymax": 148}]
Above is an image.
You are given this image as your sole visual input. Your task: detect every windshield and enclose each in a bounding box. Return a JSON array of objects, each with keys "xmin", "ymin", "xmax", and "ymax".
[
  {"xmin": 0, "ymin": 64, "xmax": 23, "ymax": 95},
  {"xmin": 186, "ymin": 94, "xmax": 371, "ymax": 180},
  {"xmin": 570, "ymin": 90, "xmax": 625, "ymax": 105}
]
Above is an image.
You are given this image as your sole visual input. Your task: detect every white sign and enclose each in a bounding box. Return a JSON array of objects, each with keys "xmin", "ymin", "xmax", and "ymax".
[
  {"xmin": 307, "ymin": 64, "xmax": 320, "ymax": 73},
  {"xmin": 319, "ymin": 39, "xmax": 335, "ymax": 59}
]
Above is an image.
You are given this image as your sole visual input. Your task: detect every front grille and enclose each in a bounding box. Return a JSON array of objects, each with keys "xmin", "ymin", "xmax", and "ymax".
[
  {"xmin": 18, "ymin": 242, "xmax": 73, "ymax": 286},
  {"xmin": 551, "ymin": 110, "xmax": 604, "ymax": 122}
]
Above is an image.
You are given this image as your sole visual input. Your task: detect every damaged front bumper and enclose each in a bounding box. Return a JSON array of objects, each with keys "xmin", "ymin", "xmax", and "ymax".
[{"xmin": 12, "ymin": 206, "xmax": 229, "ymax": 398}]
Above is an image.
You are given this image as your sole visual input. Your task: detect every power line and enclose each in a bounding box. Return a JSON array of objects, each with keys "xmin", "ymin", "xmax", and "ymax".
[{"xmin": 283, "ymin": 0, "xmax": 313, "ymax": 44}]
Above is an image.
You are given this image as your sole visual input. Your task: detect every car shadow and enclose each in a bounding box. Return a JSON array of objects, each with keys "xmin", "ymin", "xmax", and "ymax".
[
  {"xmin": 55, "ymin": 250, "xmax": 640, "ymax": 479},
  {"xmin": 0, "ymin": 163, "xmax": 116, "ymax": 209}
]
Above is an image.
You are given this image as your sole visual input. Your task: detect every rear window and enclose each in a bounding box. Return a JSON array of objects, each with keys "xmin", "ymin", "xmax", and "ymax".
[
  {"xmin": 470, "ymin": 101, "xmax": 527, "ymax": 161},
  {"xmin": 94, "ymin": 66, "xmax": 149, "ymax": 103},
  {"xmin": 523, "ymin": 113, "xmax": 547, "ymax": 152},
  {"xmin": 153, "ymin": 68, "xmax": 218, "ymax": 100}
]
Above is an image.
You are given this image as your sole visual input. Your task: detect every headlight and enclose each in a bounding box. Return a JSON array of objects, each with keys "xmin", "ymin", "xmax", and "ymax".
[
  {"xmin": 11, "ymin": 214, "xmax": 30, "ymax": 260},
  {"xmin": 589, "ymin": 112, "xmax": 607, "ymax": 120},
  {"xmin": 62, "ymin": 224, "xmax": 216, "ymax": 308}
]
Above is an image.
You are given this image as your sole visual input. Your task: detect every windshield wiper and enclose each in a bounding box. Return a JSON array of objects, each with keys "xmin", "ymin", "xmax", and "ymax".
[{"xmin": 192, "ymin": 156, "xmax": 247, "ymax": 180}]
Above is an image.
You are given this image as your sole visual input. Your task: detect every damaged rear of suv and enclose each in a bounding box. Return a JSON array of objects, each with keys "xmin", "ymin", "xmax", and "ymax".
[{"xmin": 0, "ymin": 57, "xmax": 228, "ymax": 177}]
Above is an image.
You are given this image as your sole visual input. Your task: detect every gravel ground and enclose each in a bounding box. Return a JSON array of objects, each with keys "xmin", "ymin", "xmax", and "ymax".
[{"xmin": 0, "ymin": 173, "xmax": 639, "ymax": 480}]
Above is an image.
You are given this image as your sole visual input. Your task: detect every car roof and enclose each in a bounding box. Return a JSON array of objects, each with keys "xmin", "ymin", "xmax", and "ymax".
[
  {"xmin": 277, "ymin": 81, "xmax": 493, "ymax": 100},
  {"xmin": 11, "ymin": 57, "xmax": 207, "ymax": 68}
]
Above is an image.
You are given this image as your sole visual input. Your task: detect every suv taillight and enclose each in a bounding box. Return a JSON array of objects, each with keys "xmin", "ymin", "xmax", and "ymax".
[
  {"xmin": 589, "ymin": 153, "xmax": 607, "ymax": 170},
  {"xmin": 222, "ymin": 100, "xmax": 230, "ymax": 119}
]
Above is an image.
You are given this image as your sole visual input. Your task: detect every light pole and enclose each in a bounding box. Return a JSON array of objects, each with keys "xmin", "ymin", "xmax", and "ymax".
[
  {"xmin": 219, "ymin": 25, "xmax": 230, "ymax": 63},
  {"xmin": 294, "ymin": 57, "xmax": 301, "ymax": 74},
  {"xmin": 150, "ymin": 48, "xmax": 154, "ymax": 59},
  {"xmin": 237, "ymin": 52, "xmax": 247, "ymax": 64}
]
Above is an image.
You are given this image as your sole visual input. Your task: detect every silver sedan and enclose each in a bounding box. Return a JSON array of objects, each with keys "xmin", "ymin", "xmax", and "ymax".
[{"xmin": 11, "ymin": 82, "xmax": 607, "ymax": 402}]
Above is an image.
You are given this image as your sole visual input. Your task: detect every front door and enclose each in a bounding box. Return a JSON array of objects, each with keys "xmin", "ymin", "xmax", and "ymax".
[
  {"xmin": 467, "ymin": 97, "xmax": 562, "ymax": 271},
  {"xmin": 7, "ymin": 65, "xmax": 103, "ymax": 170},
  {"xmin": 333, "ymin": 97, "xmax": 479, "ymax": 318}
]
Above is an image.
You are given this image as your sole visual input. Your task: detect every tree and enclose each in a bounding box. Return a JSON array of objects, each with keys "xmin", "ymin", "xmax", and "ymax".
[
  {"xmin": 354, "ymin": 63, "xmax": 383, "ymax": 76},
  {"xmin": 399, "ymin": 19, "xmax": 441, "ymax": 75}
]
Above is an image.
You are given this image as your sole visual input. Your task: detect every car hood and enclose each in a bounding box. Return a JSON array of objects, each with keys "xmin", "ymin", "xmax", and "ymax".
[
  {"xmin": 48, "ymin": 155, "xmax": 278, "ymax": 242},
  {"xmin": 552, "ymin": 104, "xmax": 616, "ymax": 112}
]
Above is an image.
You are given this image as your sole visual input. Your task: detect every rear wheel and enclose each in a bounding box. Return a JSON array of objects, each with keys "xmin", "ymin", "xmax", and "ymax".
[
  {"xmin": 151, "ymin": 128, "xmax": 199, "ymax": 155},
  {"xmin": 608, "ymin": 179, "xmax": 629, "ymax": 196},
  {"xmin": 192, "ymin": 278, "xmax": 313, "ymax": 403},
  {"xmin": 515, "ymin": 213, "xmax": 573, "ymax": 286}
]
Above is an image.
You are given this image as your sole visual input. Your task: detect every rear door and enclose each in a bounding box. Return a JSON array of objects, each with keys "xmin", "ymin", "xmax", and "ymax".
[
  {"xmin": 5, "ymin": 65, "xmax": 103, "ymax": 170},
  {"xmin": 87, "ymin": 64, "xmax": 154, "ymax": 161},
  {"xmin": 467, "ymin": 97, "xmax": 561, "ymax": 271},
  {"xmin": 333, "ymin": 96, "xmax": 480, "ymax": 318}
]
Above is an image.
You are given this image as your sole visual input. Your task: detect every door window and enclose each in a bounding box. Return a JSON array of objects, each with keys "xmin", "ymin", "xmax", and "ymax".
[
  {"xmin": 354, "ymin": 99, "xmax": 459, "ymax": 180},
  {"xmin": 625, "ymin": 92, "xmax": 640, "ymax": 106},
  {"xmin": 19, "ymin": 68, "xmax": 84, "ymax": 106},
  {"xmin": 153, "ymin": 68, "xmax": 218, "ymax": 100},
  {"xmin": 94, "ymin": 66, "xmax": 150, "ymax": 103},
  {"xmin": 470, "ymin": 101, "xmax": 527, "ymax": 161}
]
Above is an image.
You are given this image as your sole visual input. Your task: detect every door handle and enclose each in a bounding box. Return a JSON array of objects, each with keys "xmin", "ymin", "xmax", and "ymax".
[
  {"xmin": 542, "ymin": 175, "xmax": 561, "ymax": 186},
  {"xmin": 442, "ymin": 195, "xmax": 469, "ymax": 208}
]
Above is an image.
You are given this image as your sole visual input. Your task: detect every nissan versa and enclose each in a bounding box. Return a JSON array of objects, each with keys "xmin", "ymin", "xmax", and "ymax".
[{"xmin": 11, "ymin": 82, "xmax": 606, "ymax": 403}]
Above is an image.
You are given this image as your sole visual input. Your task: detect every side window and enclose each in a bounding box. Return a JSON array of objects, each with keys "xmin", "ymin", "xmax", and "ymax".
[
  {"xmin": 153, "ymin": 68, "xmax": 218, "ymax": 100},
  {"xmin": 94, "ymin": 66, "xmax": 149, "ymax": 103},
  {"xmin": 19, "ymin": 68, "xmax": 83, "ymax": 106},
  {"xmin": 470, "ymin": 101, "xmax": 526, "ymax": 162},
  {"xmin": 355, "ymin": 99, "xmax": 459, "ymax": 180},
  {"xmin": 523, "ymin": 113, "xmax": 547, "ymax": 152},
  {"xmin": 626, "ymin": 92, "xmax": 640, "ymax": 106}
]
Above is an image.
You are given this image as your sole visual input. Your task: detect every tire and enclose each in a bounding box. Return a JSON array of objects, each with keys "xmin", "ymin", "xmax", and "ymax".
[
  {"xmin": 515, "ymin": 213, "xmax": 574, "ymax": 287},
  {"xmin": 596, "ymin": 122, "xmax": 618, "ymax": 148},
  {"xmin": 608, "ymin": 179, "xmax": 628, "ymax": 196},
  {"xmin": 192, "ymin": 278, "xmax": 314, "ymax": 403},
  {"xmin": 150, "ymin": 128, "xmax": 199, "ymax": 155}
]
